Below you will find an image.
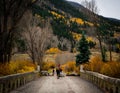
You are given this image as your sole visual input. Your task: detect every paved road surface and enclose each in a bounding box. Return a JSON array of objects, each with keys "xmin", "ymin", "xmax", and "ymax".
[{"xmin": 10, "ymin": 76, "xmax": 103, "ymax": 93}]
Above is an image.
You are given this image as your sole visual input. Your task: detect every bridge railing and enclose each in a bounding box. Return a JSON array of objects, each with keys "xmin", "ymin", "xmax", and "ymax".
[
  {"xmin": 80, "ymin": 71, "xmax": 120, "ymax": 93},
  {"xmin": 0, "ymin": 71, "xmax": 39, "ymax": 93}
]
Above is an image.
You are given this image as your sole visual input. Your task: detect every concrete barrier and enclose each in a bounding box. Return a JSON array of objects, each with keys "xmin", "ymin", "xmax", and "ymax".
[
  {"xmin": 0, "ymin": 71, "xmax": 39, "ymax": 93},
  {"xmin": 80, "ymin": 71, "xmax": 120, "ymax": 93}
]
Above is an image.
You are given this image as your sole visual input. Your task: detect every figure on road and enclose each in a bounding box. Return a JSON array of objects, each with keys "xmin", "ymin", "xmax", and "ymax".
[
  {"xmin": 56, "ymin": 68, "xmax": 60, "ymax": 79},
  {"xmin": 53, "ymin": 69, "xmax": 54, "ymax": 76},
  {"xmin": 56, "ymin": 64, "xmax": 61, "ymax": 79}
]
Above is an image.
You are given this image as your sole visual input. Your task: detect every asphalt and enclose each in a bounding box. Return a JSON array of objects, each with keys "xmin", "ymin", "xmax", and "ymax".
[{"xmin": 10, "ymin": 76, "xmax": 103, "ymax": 93}]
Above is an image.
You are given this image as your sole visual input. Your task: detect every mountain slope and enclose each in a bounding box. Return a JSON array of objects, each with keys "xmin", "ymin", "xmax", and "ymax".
[
  {"xmin": 68, "ymin": 1, "xmax": 120, "ymax": 30},
  {"xmin": 32, "ymin": 0, "xmax": 120, "ymax": 52}
]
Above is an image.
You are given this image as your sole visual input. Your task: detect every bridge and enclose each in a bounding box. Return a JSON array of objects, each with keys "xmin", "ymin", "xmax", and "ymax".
[
  {"xmin": 10, "ymin": 76, "xmax": 102, "ymax": 93},
  {"xmin": 0, "ymin": 71, "xmax": 120, "ymax": 93}
]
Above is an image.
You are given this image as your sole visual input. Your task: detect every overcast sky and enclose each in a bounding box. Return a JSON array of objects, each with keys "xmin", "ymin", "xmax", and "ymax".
[{"xmin": 67, "ymin": 0, "xmax": 120, "ymax": 20}]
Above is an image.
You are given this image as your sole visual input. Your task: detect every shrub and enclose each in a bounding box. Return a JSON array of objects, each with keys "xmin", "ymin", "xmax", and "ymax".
[
  {"xmin": 100, "ymin": 62, "xmax": 120, "ymax": 78},
  {"xmin": 83, "ymin": 56, "xmax": 120, "ymax": 78},
  {"xmin": 0, "ymin": 63, "xmax": 10, "ymax": 76},
  {"xmin": 89, "ymin": 56, "xmax": 104, "ymax": 72},
  {"xmin": 46, "ymin": 48, "xmax": 61, "ymax": 54},
  {"xmin": 0, "ymin": 61, "xmax": 36, "ymax": 76},
  {"xmin": 66, "ymin": 61, "xmax": 76, "ymax": 72},
  {"xmin": 41, "ymin": 62, "xmax": 55, "ymax": 71},
  {"xmin": 61, "ymin": 61, "xmax": 80, "ymax": 74}
]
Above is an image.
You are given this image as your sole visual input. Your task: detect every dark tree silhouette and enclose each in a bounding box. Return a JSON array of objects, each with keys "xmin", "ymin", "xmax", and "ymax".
[
  {"xmin": 76, "ymin": 32, "xmax": 91, "ymax": 65},
  {"xmin": 0, "ymin": 0, "xmax": 38, "ymax": 63}
]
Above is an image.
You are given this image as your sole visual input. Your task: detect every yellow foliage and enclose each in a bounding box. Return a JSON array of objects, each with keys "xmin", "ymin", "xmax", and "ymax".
[
  {"xmin": 85, "ymin": 21, "xmax": 94, "ymax": 26},
  {"xmin": 51, "ymin": 11, "xmax": 64, "ymax": 19},
  {"xmin": 100, "ymin": 62, "xmax": 120, "ymax": 78},
  {"xmin": 61, "ymin": 61, "xmax": 79, "ymax": 74},
  {"xmin": 41, "ymin": 62, "xmax": 55, "ymax": 71},
  {"xmin": 71, "ymin": 18, "xmax": 84, "ymax": 24},
  {"xmin": 23, "ymin": 66, "xmax": 35, "ymax": 72},
  {"xmin": 0, "ymin": 61, "xmax": 36, "ymax": 76},
  {"xmin": 67, "ymin": 61, "xmax": 76, "ymax": 72},
  {"xmin": 72, "ymin": 32, "xmax": 94, "ymax": 42},
  {"xmin": 87, "ymin": 37, "xmax": 93, "ymax": 42},
  {"xmin": 0, "ymin": 63, "xmax": 10, "ymax": 76},
  {"xmin": 88, "ymin": 56, "xmax": 104, "ymax": 72},
  {"xmin": 72, "ymin": 32, "xmax": 82, "ymax": 41},
  {"xmin": 70, "ymin": 18, "xmax": 93, "ymax": 26},
  {"xmin": 83, "ymin": 56, "xmax": 120, "ymax": 78},
  {"xmin": 17, "ymin": 69, "xmax": 26, "ymax": 73},
  {"xmin": 46, "ymin": 48, "xmax": 61, "ymax": 54}
]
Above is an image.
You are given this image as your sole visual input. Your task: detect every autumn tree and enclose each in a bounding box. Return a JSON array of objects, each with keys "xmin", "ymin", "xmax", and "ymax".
[
  {"xmin": 0, "ymin": 0, "xmax": 38, "ymax": 63},
  {"xmin": 35, "ymin": 20, "xmax": 53, "ymax": 66},
  {"xmin": 20, "ymin": 11, "xmax": 53, "ymax": 66}
]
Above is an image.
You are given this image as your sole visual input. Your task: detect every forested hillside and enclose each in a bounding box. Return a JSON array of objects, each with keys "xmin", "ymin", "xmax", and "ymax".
[{"xmin": 31, "ymin": 0, "xmax": 120, "ymax": 53}]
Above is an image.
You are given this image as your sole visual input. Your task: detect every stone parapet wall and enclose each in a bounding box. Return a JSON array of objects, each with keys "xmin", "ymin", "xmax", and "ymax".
[
  {"xmin": 80, "ymin": 71, "xmax": 120, "ymax": 93},
  {"xmin": 0, "ymin": 71, "xmax": 39, "ymax": 93}
]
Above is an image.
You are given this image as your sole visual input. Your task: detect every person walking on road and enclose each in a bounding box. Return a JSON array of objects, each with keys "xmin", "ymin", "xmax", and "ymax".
[
  {"xmin": 53, "ymin": 69, "xmax": 55, "ymax": 76},
  {"xmin": 56, "ymin": 68, "xmax": 60, "ymax": 79},
  {"xmin": 56, "ymin": 64, "xmax": 61, "ymax": 79}
]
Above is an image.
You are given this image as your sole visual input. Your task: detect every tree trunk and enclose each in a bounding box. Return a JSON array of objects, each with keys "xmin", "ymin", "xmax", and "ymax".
[
  {"xmin": 0, "ymin": 6, "xmax": 10, "ymax": 63},
  {"xmin": 109, "ymin": 43, "xmax": 112, "ymax": 62},
  {"xmin": 70, "ymin": 40, "xmax": 75, "ymax": 53},
  {"xmin": 0, "ymin": 53, "xmax": 8, "ymax": 63},
  {"xmin": 0, "ymin": 53, "xmax": 4, "ymax": 63},
  {"xmin": 31, "ymin": 51, "xmax": 36, "ymax": 64},
  {"xmin": 98, "ymin": 36, "xmax": 106, "ymax": 62}
]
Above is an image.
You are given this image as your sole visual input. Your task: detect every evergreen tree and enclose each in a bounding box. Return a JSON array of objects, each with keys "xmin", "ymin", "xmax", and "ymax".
[{"xmin": 76, "ymin": 32, "xmax": 91, "ymax": 65}]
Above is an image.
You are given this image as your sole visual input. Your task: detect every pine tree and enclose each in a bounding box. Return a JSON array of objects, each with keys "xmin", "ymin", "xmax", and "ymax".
[{"xmin": 76, "ymin": 32, "xmax": 91, "ymax": 65}]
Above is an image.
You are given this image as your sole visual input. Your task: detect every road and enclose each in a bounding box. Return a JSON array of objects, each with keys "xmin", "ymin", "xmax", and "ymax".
[{"xmin": 10, "ymin": 76, "xmax": 103, "ymax": 93}]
